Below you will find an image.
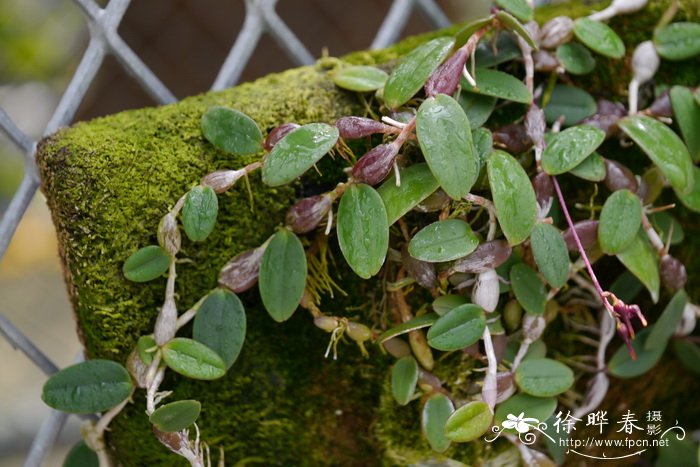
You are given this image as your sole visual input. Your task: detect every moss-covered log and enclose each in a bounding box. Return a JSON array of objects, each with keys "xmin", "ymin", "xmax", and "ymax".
[{"xmin": 37, "ymin": 1, "xmax": 700, "ymax": 465}]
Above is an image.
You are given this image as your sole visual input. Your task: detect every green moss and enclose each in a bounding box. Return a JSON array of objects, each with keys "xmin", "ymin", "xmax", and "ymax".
[{"xmin": 37, "ymin": 0, "xmax": 700, "ymax": 464}]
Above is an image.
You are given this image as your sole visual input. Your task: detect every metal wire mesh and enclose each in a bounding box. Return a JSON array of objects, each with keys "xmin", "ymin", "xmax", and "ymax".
[{"xmin": 0, "ymin": 0, "xmax": 452, "ymax": 464}]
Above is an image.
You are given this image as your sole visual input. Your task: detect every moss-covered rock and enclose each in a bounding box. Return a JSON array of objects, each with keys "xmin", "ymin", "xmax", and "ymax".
[{"xmin": 37, "ymin": 1, "xmax": 700, "ymax": 465}]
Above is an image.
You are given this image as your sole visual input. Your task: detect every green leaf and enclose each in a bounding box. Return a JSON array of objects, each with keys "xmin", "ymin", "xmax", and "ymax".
[
  {"xmin": 42, "ymin": 360, "xmax": 133, "ymax": 413},
  {"xmin": 182, "ymin": 185, "xmax": 218, "ymax": 242},
  {"xmin": 426, "ymin": 303, "xmax": 486, "ymax": 351},
  {"xmin": 332, "ymin": 65, "xmax": 388, "ymax": 92},
  {"xmin": 149, "ymin": 400, "xmax": 201, "ymax": 432},
  {"xmin": 455, "ymin": 17, "xmax": 495, "ymax": 49},
  {"xmin": 378, "ymin": 163, "xmax": 439, "ymax": 225},
  {"xmin": 137, "ymin": 335, "xmax": 157, "ymax": 365},
  {"xmin": 337, "ymin": 184, "xmax": 389, "ymax": 279},
  {"xmin": 598, "ymin": 189, "xmax": 643, "ymax": 254},
  {"xmin": 63, "ymin": 441, "xmax": 98, "ymax": 467},
  {"xmin": 510, "ymin": 263, "xmax": 546, "ymax": 315},
  {"xmin": 472, "ymin": 128, "xmax": 493, "ymax": 168},
  {"xmin": 495, "ymin": 394, "xmax": 557, "ymax": 427},
  {"xmin": 495, "ymin": 0, "xmax": 532, "ymax": 22},
  {"xmin": 444, "ymin": 401, "xmax": 493, "ymax": 442},
  {"xmin": 569, "ymin": 152, "xmax": 606, "ymax": 182},
  {"xmin": 417, "ymin": 94, "xmax": 480, "ymax": 199},
  {"xmin": 123, "ymin": 245, "xmax": 170, "ymax": 282},
  {"xmin": 530, "ymin": 223, "xmax": 570, "ymax": 288},
  {"xmin": 408, "ymin": 219, "xmax": 479, "ymax": 263},
  {"xmin": 162, "ymin": 338, "xmax": 227, "ymax": 380},
  {"xmin": 617, "ymin": 233, "xmax": 660, "ymax": 303},
  {"xmin": 673, "ymin": 339, "xmax": 700, "ymax": 375},
  {"xmin": 650, "ymin": 211, "xmax": 684, "ymax": 245},
  {"xmin": 670, "ymin": 85, "xmax": 700, "ymax": 162},
  {"xmin": 676, "ymin": 166, "xmax": 700, "ymax": 212},
  {"xmin": 610, "ymin": 270, "xmax": 644, "ymax": 303},
  {"xmin": 459, "ymin": 93, "xmax": 496, "ymax": 129},
  {"xmin": 504, "ymin": 339, "xmax": 547, "ymax": 363},
  {"xmin": 556, "ymin": 42, "xmax": 596, "ymax": 75},
  {"xmin": 496, "ymin": 11, "xmax": 537, "ymax": 49},
  {"xmin": 573, "ymin": 18, "xmax": 625, "ymax": 58},
  {"xmin": 384, "ymin": 37, "xmax": 455, "ymax": 108},
  {"xmin": 654, "ymin": 22, "xmax": 700, "ymax": 60},
  {"xmin": 193, "ymin": 288, "xmax": 246, "ymax": 369},
  {"xmin": 391, "ymin": 356, "xmax": 419, "ymax": 405},
  {"xmin": 259, "ymin": 229, "xmax": 307, "ymax": 322},
  {"xmin": 262, "ymin": 123, "xmax": 339, "ymax": 187},
  {"xmin": 487, "ymin": 150, "xmax": 537, "ymax": 245},
  {"xmin": 432, "ymin": 295, "xmax": 469, "ymax": 316},
  {"xmin": 474, "ymin": 33, "xmax": 520, "ymax": 67},
  {"xmin": 462, "ymin": 68, "xmax": 532, "ymax": 104},
  {"xmin": 646, "ymin": 289, "xmax": 687, "ymax": 351},
  {"xmin": 544, "ymin": 84, "xmax": 596, "ymax": 126},
  {"xmin": 422, "ymin": 393, "xmax": 454, "ymax": 453},
  {"xmin": 377, "ymin": 313, "xmax": 439, "ymax": 344},
  {"xmin": 608, "ymin": 327, "xmax": 664, "ymax": 378},
  {"xmin": 201, "ymin": 106, "xmax": 262, "ymax": 155},
  {"xmin": 541, "ymin": 125, "xmax": 605, "ymax": 175},
  {"xmin": 515, "ymin": 358, "xmax": 574, "ymax": 397},
  {"xmin": 618, "ymin": 115, "xmax": 694, "ymax": 195}
]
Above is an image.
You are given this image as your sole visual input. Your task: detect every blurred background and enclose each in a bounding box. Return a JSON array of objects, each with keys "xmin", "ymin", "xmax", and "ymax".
[{"xmin": 0, "ymin": 0, "xmax": 541, "ymax": 464}]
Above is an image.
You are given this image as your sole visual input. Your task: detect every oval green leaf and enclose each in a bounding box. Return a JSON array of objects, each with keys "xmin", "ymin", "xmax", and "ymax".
[
  {"xmin": 63, "ymin": 441, "xmax": 99, "ymax": 467},
  {"xmin": 426, "ymin": 303, "xmax": 486, "ymax": 351},
  {"xmin": 530, "ymin": 223, "xmax": 570, "ymax": 289},
  {"xmin": 618, "ymin": 115, "xmax": 694, "ymax": 195},
  {"xmin": 378, "ymin": 163, "xmax": 439, "ymax": 225},
  {"xmin": 193, "ymin": 288, "xmax": 246, "ymax": 369},
  {"xmin": 670, "ymin": 85, "xmax": 700, "ymax": 162},
  {"xmin": 650, "ymin": 211, "xmax": 684, "ymax": 245},
  {"xmin": 42, "ymin": 360, "xmax": 133, "ymax": 413},
  {"xmin": 556, "ymin": 42, "xmax": 596, "ymax": 75},
  {"xmin": 259, "ymin": 229, "xmax": 307, "ymax": 322},
  {"xmin": 337, "ymin": 183, "xmax": 389, "ymax": 279},
  {"xmin": 573, "ymin": 18, "xmax": 625, "ymax": 58},
  {"xmin": 422, "ymin": 393, "xmax": 455, "ymax": 453},
  {"xmin": 515, "ymin": 358, "xmax": 574, "ymax": 397},
  {"xmin": 459, "ymin": 93, "xmax": 496, "ymax": 129},
  {"xmin": 433, "ymin": 294, "xmax": 469, "ymax": 316},
  {"xmin": 123, "ymin": 245, "xmax": 170, "ymax": 282},
  {"xmin": 654, "ymin": 22, "xmax": 700, "ymax": 60},
  {"xmin": 495, "ymin": 394, "xmax": 557, "ymax": 427},
  {"xmin": 616, "ymin": 233, "xmax": 660, "ymax": 303},
  {"xmin": 384, "ymin": 37, "xmax": 455, "ymax": 108},
  {"xmin": 474, "ymin": 32, "xmax": 520, "ymax": 67},
  {"xmin": 417, "ymin": 94, "xmax": 480, "ymax": 199},
  {"xmin": 444, "ymin": 401, "xmax": 493, "ymax": 442},
  {"xmin": 608, "ymin": 327, "xmax": 664, "ymax": 378},
  {"xmin": 504, "ymin": 339, "xmax": 547, "ymax": 363},
  {"xmin": 510, "ymin": 263, "xmax": 547, "ymax": 315},
  {"xmin": 541, "ymin": 125, "xmax": 605, "ymax": 175},
  {"xmin": 673, "ymin": 339, "xmax": 700, "ymax": 375},
  {"xmin": 496, "ymin": 11, "xmax": 537, "ymax": 49},
  {"xmin": 201, "ymin": 106, "xmax": 262, "ymax": 155},
  {"xmin": 543, "ymin": 84, "xmax": 597, "ymax": 125},
  {"xmin": 161, "ymin": 337, "xmax": 227, "ymax": 380},
  {"xmin": 495, "ymin": 0, "xmax": 532, "ymax": 22},
  {"xmin": 487, "ymin": 150, "xmax": 537, "ymax": 245},
  {"xmin": 676, "ymin": 166, "xmax": 700, "ymax": 212},
  {"xmin": 182, "ymin": 185, "xmax": 218, "ymax": 242},
  {"xmin": 598, "ymin": 189, "xmax": 642, "ymax": 254},
  {"xmin": 462, "ymin": 68, "xmax": 532, "ymax": 104},
  {"xmin": 377, "ymin": 313, "xmax": 439, "ymax": 344},
  {"xmin": 332, "ymin": 65, "xmax": 388, "ymax": 92},
  {"xmin": 392, "ymin": 356, "xmax": 419, "ymax": 406},
  {"xmin": 473, "ymin": 128, "xmax": 493, "ymax": 168},
  {"xmin": 408, "ymin": 219, "xmax": 479, "ymax": 263},
  {"xmin": 137, "ymin": 335, "xmax": 157, "ymax": 365},
  {"xmin": 645, "ymin": 289, "xmax": 687, "ymax": 351},
  {"xmin": 149, "ymin": 400, "xmax": 201, "ymax": 432},
  {"xmin": 569, "ymin": 152, "xmax": 606, "ymax": 181},
  {"xmin": 262, "ymin": 123, "xmax": 339, "ymax": 187}
]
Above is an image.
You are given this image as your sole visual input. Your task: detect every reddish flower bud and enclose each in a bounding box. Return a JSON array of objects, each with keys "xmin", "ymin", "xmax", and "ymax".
[
  {"xmin": 660, "ymin": 254, "xmax": 687, "ymax": 290},
  {"xmin": 424, "ymin": 47, "xmax": 470, "ymax": 97},
  {"xmin": 286, "ymin": 193, "xmax": 334, "ymax": 234},
  {"xmin": 563, "ymin": 220, "xmax": 599, "ymax": 251},
  {"xmin": 644, "ymin": 90, "xmax": 672, "ymax": 117},
  {"xmin": 581, "ymin": 100, "xmax": 627, "ymax": 137},
  {"xmin": 493, "ymin": 124, "xmax": 532, "ymax": 154},
  {"xmin": 335, "ymin": 116, "xmax": 390, "ymax": 140},
  {"xmin": 263, "ymin": 123, "xmax": 300, "ymax": 151},
  {"xmin": 218, "ymin": 245, "xmax": 266, "ymax": 293},
  {"xmin": 153, "ymin": 427, "xmax": 182, "ymax": 452},
  {"xmin": 201, "ymin": 169, "xmax": 246, "ymax": 194},
  {"xmin": 352, "ymin": 143, "xmax": 399, "ymax": 185},
  {"xmin": 449, "ymin": 240, "xmax": 512, "ymax": 274},
  {"xmin": 539, "ymin": 16, "xmax": 574, "ymax": 49},
  {"xmin": 532, "ymin": 172, "xmax": 553, "ymax": 207},
  {"xmin": 604, "ymin": 159, "xmax": 638, "ymax": 193}
]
